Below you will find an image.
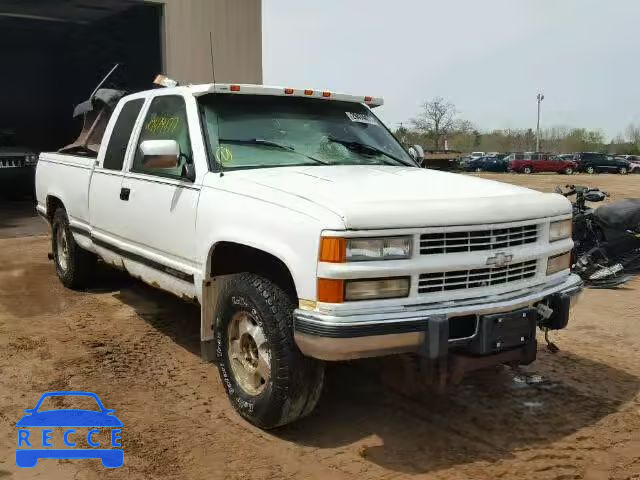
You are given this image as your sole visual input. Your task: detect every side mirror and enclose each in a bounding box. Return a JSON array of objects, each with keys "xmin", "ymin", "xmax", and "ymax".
[
  {"xmin": 140, "ymin": 139, "xmax": 180, "ymax": 169},
  {"xmin": 182, "ymin": 162, "xmax": 196, "ymax": 182}
]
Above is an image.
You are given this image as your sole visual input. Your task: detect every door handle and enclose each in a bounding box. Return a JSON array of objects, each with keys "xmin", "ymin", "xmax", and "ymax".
[{"xmin": 120, "ymin": 187, "xmax": 130, "ymax": 201}]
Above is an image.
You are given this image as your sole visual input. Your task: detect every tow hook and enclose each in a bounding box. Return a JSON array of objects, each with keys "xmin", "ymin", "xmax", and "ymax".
[
  {"xmin": 543, "ymin": 328, "xmax": 560, "ymax": 354},
  {"xmin": 536, "ymin": 303, "xmax": 560, "ymax": 354},
  {"xmin": 47, "ymin": 252, "xmax": 54, "ymax": 261}
]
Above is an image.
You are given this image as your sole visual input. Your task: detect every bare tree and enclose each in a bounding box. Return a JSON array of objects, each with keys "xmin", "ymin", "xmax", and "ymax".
[
  {"xmin": 411, "ymin": 97, "xmax": 463, "ymax": 150},
  {"xmin": 625, "ymin": 123, "xmax": 640, "ymax": 145}
]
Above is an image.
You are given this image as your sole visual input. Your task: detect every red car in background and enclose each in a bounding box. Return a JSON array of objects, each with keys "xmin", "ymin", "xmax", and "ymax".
[{"xmin": 506, "ymin": 152, "xmax": 577, "ymax": 174}]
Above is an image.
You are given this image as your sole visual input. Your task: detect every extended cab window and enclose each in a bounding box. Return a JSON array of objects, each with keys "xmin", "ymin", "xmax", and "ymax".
[
  {"xmin": 103, "ymin": 99, "xmax": 144, "ymax": 170},
  {"xmin": 199, "ymin": 94, "xmax": 414, "ymax": 170},
  {"xmin": 132, "ymin": 95, "xmax": 192, "ymax": 178}
]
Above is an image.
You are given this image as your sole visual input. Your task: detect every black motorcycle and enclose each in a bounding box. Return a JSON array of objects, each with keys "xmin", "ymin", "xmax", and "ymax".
[{"xmin": 555, "ymin": 184, "xmax": 640, "ymax": 287}]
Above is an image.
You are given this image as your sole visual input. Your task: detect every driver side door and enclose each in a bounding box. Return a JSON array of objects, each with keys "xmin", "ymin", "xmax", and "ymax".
[{"xmin": 118, "ymin": 94, "xmax": 201, "ymax": 287}]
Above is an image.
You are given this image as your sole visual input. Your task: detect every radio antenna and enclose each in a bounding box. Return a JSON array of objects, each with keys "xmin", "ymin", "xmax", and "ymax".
[
  {"xmin": 209, "ymin": 31, "xmax": 224, "ymax": 176},
  {"xmin": 209, "ymin": 31, "xmax": 217, "ymax": 85},
  {"xmin": 90, "ymin": 63, "xmax": 120, "ymax": 100}
]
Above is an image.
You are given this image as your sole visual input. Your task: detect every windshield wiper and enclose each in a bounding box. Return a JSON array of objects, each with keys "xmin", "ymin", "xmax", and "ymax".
[
  {"xmin": 218, "ymin": 138, "xmax": 329, "ymax": 165},
  {"xmin": 327, "ymin": 137, "xmax": 412, "ymax": 166}
]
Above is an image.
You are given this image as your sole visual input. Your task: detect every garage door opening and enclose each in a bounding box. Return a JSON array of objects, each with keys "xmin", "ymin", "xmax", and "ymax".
[{"xmin": 0, "ymin": 3, "xmax": 163, "ymax": 153}]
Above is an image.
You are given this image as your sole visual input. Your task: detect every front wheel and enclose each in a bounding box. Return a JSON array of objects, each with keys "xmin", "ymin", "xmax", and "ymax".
[
  {"xmin": 475, "ymin": 167, "xmax": 482, "ymax": 173},
  {"xmin": 563, "ymin": 167, "xmax": 574, "ymax": 175},
  {"xmin": 215, "ymin": 273, "xmax": 324, "ymax": 429},
  {"xmin": 586, "ymin": 166, "xmax": 595, "ymax": 174},
  {"xmin": 523, "ymin": 166, "xmax": 533, "ymax": 174}
]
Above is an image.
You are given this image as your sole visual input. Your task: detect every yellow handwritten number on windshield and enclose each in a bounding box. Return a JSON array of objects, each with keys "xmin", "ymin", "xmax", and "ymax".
[{"xmin": 216, "ymin": 146, "xmax": 233, "ymax": 166}]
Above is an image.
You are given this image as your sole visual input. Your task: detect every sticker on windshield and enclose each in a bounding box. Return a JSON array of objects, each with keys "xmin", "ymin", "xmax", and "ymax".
[
  {"xmin": 345, "ymin": 112, "xmax": 378, "ymax": 125},
  {"xmin": 216, "ymin": 146, "xmax": 233, "ymax": 166}
]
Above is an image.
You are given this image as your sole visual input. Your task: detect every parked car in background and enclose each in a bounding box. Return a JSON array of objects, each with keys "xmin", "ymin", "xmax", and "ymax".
[
  {"xmin": 627, "ymin": 159, "xmax": 640, "ymax": 173},
  {"xmin": 506, "ymin": 152, "xmax": 577, "ymax": 174},
  {"xmin": 463, "ymin": 156, "xmax": 509, "ymax": 172},
  {"xmin": 574, "ymin": 152, "xmax": 631, "ymax": 174},
  {"xmin": 0, "ymin": 130, "xmax": 38, "ymax": 197},
  {"xmin": 469, "ymin": 151, "xmax": 485, "ymax": 160},
  {"xmin": 614, "ymin": 155, "xmax": 640, "ymax": 172}
]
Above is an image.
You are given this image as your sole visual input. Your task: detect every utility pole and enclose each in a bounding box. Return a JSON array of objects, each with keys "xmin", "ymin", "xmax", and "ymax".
[{"xmin": 536, "ymin": 93, "xmax": 544, "ymax": 151}]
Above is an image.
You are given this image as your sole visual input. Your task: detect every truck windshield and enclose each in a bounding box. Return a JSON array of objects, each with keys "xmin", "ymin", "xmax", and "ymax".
[{"xmin": 199, "ymin": 94, "xmax": 415, "ymax": 170}]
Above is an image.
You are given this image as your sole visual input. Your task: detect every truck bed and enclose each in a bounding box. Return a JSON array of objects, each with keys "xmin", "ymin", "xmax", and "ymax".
[{"xmin": 35, "ymin": 152, "xmax": 95, "ymax": 228}]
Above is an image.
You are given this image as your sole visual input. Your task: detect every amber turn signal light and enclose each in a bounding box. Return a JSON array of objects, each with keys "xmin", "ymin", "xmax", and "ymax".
[
  {"xmin": 319, "ymin": 237, "xmax": 346, "ymax": 263},
  {"xmin": 317, "ymin": 278, "xmax": 344, "ymax": 303}
]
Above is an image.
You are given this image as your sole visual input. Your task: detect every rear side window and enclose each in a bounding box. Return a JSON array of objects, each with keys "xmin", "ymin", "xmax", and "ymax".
[{"xmin": 103, "ymin": 99, "xmax": 144, "ymax": 170}]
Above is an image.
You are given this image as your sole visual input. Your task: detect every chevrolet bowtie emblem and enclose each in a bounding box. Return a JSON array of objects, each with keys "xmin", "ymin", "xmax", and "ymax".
[{"xmin": 486, "ymin": 252, "xmax": 513, "ymax": 268}]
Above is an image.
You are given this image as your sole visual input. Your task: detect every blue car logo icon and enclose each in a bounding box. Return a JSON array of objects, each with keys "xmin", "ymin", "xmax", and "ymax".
[{"xmin": 16, "ymin": 391, "xmax": 123, "ymax": 468}]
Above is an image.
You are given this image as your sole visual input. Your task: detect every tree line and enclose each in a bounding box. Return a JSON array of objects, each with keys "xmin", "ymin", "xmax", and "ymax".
[{"xmin": 394, "ymin": 97, "xmax": 640, "ymax": 155}]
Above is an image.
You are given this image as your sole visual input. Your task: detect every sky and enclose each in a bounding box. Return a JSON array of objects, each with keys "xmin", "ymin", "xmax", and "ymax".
[{"xmin": 263, "ymin": 0, "xmax": 640, "ymax": 140}]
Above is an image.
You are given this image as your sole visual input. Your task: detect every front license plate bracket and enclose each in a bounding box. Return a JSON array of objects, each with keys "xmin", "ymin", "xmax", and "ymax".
[{"xmin": 469, "ymin": 307, "xmax": 537, "ymax": 355}]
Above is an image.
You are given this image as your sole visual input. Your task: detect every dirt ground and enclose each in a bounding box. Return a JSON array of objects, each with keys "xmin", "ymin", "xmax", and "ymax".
[{"xmin": 1, "ymin": 173, "xmax": 639, "ymax": 480}]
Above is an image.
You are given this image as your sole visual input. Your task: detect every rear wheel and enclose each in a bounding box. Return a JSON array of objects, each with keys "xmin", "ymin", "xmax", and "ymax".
[
  {"xmin": 523, "ymin": 166, "xmax": 533, "ymax": 174},
  {"xmin": 215, "ymin": 273, "xmax": 324, "ymax": 429},
  {"xmin": 586, "ymin": 166, "xmax": 595, "ymax": 174},
  {"xmin": 563, "ymin": 166, "xmax": 574, "ymax": 175},
  {"xmin": 475, "ymin": 167, "xmax": 482, "ymax": 172},
  {"xmin": 619, "ymin": 166, "xmax": 628, "ymax": 174},
  {"xmin": 51, "ymin": 209, "xmax": 96, "ymax": 289}
]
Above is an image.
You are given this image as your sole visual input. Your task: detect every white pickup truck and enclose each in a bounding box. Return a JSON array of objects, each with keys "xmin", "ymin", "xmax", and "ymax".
[{"xmin": 36, "ymin": 82, "xmax": 582, "ymax": 429}]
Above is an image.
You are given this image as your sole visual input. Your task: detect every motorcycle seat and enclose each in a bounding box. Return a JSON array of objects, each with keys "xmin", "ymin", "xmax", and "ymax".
[{"xmin": 593, "ymin": 199, "xmax": 640, "ymax": 233}]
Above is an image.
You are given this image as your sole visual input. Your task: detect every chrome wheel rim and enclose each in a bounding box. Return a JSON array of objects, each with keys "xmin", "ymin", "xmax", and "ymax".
[
  {"xmin": 56, "ymin": 226, "xmax": 68, "ymax": 272},
  {"xmin": 587, "ymin": 167, "xmax": 594, "ymax": 174},
  {"xmin": 227, "ymin": 310, "xmax": 270, "ymax": 396}
]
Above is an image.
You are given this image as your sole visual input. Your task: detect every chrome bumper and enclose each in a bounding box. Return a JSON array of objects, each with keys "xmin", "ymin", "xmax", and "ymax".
[{"xmin": 294, "ymin": 274, "xmax": 583, "ymax": 361}]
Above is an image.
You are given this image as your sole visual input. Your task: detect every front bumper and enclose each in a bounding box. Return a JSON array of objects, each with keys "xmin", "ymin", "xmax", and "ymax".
[{"xmin": 294, "ymin": 274, "xmax": 583, "ymax": 361}]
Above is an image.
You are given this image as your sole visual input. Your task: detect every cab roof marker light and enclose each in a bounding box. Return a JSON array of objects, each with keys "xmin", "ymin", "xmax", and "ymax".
[
  {"xmin": 230, "ymin": 85, "xmax": 241, "ymax": 92},
  {"xmin": 322, "ymin": 91, "xmax": 331, "ymax": 98},
  {"xmin": 364, "ymin": 96, "xmax": 373, "ymax": 102},
  {"xmin": 284, "ymin": 88, "xmax": 294, "ymax": 94},
  {"xmin": 304, "ymin": 89, "xmax": 314, "ymax": 96}
]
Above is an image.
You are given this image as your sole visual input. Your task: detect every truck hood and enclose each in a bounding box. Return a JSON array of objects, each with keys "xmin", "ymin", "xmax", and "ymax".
[{"xmin": 228, "ymin": 165, "xmax": 571, "ymax": 229}]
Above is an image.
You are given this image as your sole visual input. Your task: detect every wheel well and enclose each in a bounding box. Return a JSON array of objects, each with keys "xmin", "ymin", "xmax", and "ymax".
[
  {"xmin": 210, "ymin": 242, "xmax": 298, "ymax": 300},
  {"xmin": 46, "ymin": 196, "xmax": 64, "ymax": 223}
]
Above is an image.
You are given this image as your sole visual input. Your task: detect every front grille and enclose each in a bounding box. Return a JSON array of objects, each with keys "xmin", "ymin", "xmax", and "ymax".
[
  {"xmin": 0, "ymin": 157, "xmax": 26, "ymax": 168},
  {"xmin": 420, "ymin": 224, "xmax": 538, "ymax": 255},
  {"xmin": 418, "ymin": 259, "xmax": 538, "ymax": 294}
]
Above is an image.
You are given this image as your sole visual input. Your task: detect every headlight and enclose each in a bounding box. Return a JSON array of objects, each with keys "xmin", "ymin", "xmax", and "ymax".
[
  {"xmin": 345, "ymin": 277, "xmax": 410, "ymax": 301},
  {"xmin": 319, "ymin": 236, "xmax": 412, "ymax": 262},
  {"xmin": 549, "ymin": 219, "xmax": 572, "ymax": 242},
  {"xmin": 347, "ymin": 237, "xmax": 411, "ymax": 261},
  {"xmin": 547, "ymin": 252, "xmax": 571, "ymax": 275}
]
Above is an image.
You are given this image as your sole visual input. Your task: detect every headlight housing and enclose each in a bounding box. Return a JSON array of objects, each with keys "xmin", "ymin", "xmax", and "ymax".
[
  {"xmin": 549, "ymin": 219, "xmax": 572, "ymax": 242},
  {"xmin": 547, "ymin": 252, "xmax": 571, "ymax": 275},
  {"xmin": 320, "ymin": 236, "xmax": 412, "ymax": 262}
]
